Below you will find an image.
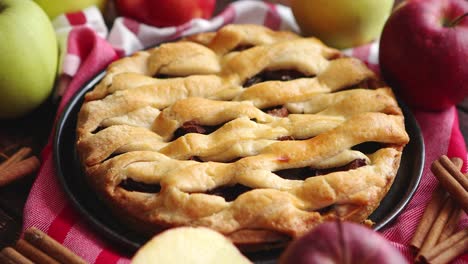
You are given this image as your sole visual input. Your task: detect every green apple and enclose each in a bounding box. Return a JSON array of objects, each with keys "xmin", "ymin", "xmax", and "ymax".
[
  {"xmin": 0, "ymin": 0, "xmax": 58, "ymax": 119},
  {"xmin": 132, "ymin": 227, "xmax": 252, "ymax": 264},
  {"xmin": 34, "ymin": 0, "xmax": 107, "ymax": 20},
  {"xmin": 290, "ymin": 0, "xmax": 394, "ymax": 49}
]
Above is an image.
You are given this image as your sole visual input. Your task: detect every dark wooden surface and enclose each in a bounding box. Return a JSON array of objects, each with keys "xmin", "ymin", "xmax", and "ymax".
[{"xmin": 0, "ymin": 97, "xmax": 56, "ymax": 248}]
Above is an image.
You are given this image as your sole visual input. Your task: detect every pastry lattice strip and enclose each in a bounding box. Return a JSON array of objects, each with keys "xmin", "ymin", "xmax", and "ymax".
[
  {"xmin": 88, "ymin": 111, "xmax": 406, "ymax": 236},
  {"xmin": 77, "ymin": 24, "xmax": 410, "ymax": 242},
  {"xmin": 79, "ymin": 92, "xmax": 400, "ymax": 166},
  {"xmin": 77, "ymin": 35, "xmax": 375, "ymax": 137}
]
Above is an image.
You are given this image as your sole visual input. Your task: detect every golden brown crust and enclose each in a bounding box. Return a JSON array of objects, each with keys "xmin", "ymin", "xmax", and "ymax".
[{"xmin": 76, "ymin": 24, "xmax": 409, "ymax": 247}]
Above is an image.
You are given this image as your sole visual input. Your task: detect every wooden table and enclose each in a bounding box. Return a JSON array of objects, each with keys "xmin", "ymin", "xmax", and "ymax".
[{"xmin": 0, "ymin": 97, "xmax": 56, "ymax": 248}]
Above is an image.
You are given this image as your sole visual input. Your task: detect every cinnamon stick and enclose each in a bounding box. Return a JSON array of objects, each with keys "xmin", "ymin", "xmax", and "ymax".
[
  {"xmin": 0, "ymin": 147, "xmax": 32, "ymax": 170},
  {"xmin": 439, "ymin": 155, "xmax": 468, "ymax": 190},
  {"xmin": 437, "ymin": 158, "xmax": 463, "ymax": 243},
  {"xmin": 24, "ymin": 227, "xmax": 87, "ymax": 264},
  {"xmin": 409, "ymin": 186, "xmax": 446, "ymax": 251},
  {"xmin": 449, "ymin": 157, "xmax": 463, "ymax": 173},
  {"xmin": 417, "ymin": 196, "xmax": 455, "ymax": 259},
  {"xmin": 0, "ymin": 152, "xmax": 8, "ymax": 160},
  {"xmin": 15, "ymin": 238, "xmax": 60, "ymax": 264},
  {"xmin": 0, "ymin": 251, "xmax": 16, "ymax": 264},
  {"xmin": 438, "ymin": 205, "xmax": 462, "ymax": 243},
  {"xmin": 421, "ymin": 229, "xmax": 468, "ymax": 264},
  {"xmin": 0, "ymin": 247, "xmax": 33, "ymax": 264},
  {"xmin": 0, "ymin": 156, "xmax": 40, "ymax": 187},
  {"xmin": 431, "ymin": 159, "xmax": 468, "ymax": 213},
  {"xmin": 411, "ymin": 157, "xmax": 463, "ymax": 253}
]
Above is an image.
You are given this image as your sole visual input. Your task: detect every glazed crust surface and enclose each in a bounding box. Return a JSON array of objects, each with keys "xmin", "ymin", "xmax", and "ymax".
[{"xmin": 76, "ymin": 24, "xmax": 409, "ymax": 246}]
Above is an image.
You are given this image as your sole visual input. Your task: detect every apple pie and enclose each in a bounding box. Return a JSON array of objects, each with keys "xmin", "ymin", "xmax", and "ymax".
[{"xmin": 76, "ymin": 24, "xmax": 409, "ymax": 248}]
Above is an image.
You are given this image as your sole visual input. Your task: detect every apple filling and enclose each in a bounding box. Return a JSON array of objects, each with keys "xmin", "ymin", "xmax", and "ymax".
[
  {"xmin": 317, "ymin": 205, "xmax": 335, "ymax": 214},
  {"xmin": 274, "ymin": 159, "xmax": 367, "ymax": 181},
  {"xmin": 277, "ymin": 135, "xmax": 295, "ymax": 141},
  {"xmin": 119, "ymin": 178, "xmax": 161, "ymax": 193},
  {"xmin": 244, "ymin": 70, "xmax": 309, "ymax": 87},
  {"xmin": 264, "ymin": 105, "xmax": 290, "ymax": 117},
  {"xmin": 173, "ymin": 107, "xmax": 290, "ymax": 141},
  {"xmin": 173, "ymin": 120, "xmax": 221, "ymax": 139},
  {"xmin": 352, "ymin": 141, "xmax": 383, "ymax": 154},
  {"xmin": 154, "ymin": 73, "xmax": 181, "ymax": 79},
  {"xmin": 204, "ymin": 184, "xmax": 253, "ymax": 202},
  {"xmin": 117, "ymin": 159, "xmax": 366, "ymax": 198},
  {"xmin": 232, "ymin": 44, "xmax": 255, "ymax": 52}
]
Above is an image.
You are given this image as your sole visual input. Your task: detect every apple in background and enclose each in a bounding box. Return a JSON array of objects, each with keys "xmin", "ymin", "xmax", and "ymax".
[
  {"xmin": 132, "ymin": 227, "xmax": 252, "ymax": 264},
  {"xmin": 115, "ymin": 0, "xmax": 216, "ymax": 27},
  {"xmin": 280, "ymin": 222, "xmax": 408, "ymax": 264},
  {"xmin": 379, "ymin": 0, "xmax": 468, "ymax": 111},
  {"xmin": 34, "ymin": 0, "xmax": 107, "ymax": 19},
  {"xmin": 0, "ymin": 0, "xmax": 58, "ymax": 119},
  {"xmin": 290, "ymin": 0, "xmax": 394, "ymax": 49}
]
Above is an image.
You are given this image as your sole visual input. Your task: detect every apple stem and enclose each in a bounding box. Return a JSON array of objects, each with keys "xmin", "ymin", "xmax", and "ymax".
[{"xmin": 447, "ymin": 12, "xmax": 468, "ymax": 27}]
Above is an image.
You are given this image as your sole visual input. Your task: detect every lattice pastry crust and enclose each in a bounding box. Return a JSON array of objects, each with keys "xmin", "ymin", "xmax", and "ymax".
[{"xmin": 76, "ymin": 24, "xmax": 409, "ymax": 248}]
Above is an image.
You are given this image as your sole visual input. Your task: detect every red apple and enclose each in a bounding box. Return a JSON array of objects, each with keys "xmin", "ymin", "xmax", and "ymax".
[
  {"xmin": 379, "ymin": 0, "xmax": 468, "ymax": 111},
  {"xmin": 280, "ymin": 221, "xmax": 408, "ymax": 264},
  {"xmin": 115, "ymin": 0, "xmax": 216, "ymax": 27}
]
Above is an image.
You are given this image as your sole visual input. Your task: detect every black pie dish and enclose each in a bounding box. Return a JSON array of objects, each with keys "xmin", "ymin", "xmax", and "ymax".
[{"xmin": 54, "ymin": 70, "xmax": 425, "ymax": 262}]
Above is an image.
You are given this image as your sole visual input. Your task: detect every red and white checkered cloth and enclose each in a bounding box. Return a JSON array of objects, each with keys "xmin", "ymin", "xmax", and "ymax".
[{"xmin": 23, "ymin": 1, "xmax": 467, "ymax": 263}]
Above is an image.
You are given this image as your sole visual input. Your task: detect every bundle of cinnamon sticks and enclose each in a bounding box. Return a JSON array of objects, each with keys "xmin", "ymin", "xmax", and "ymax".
[
  {"xmin": 411, "ymin": 156, "xmax": 468, "ymax": 264},
  {"xmin": 0, "ymin": 227, "xmax": 86, "ymax": 264},
  {"xmin": 0, "ymin": 147, "xmax": 40, "ymax": 187}
]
